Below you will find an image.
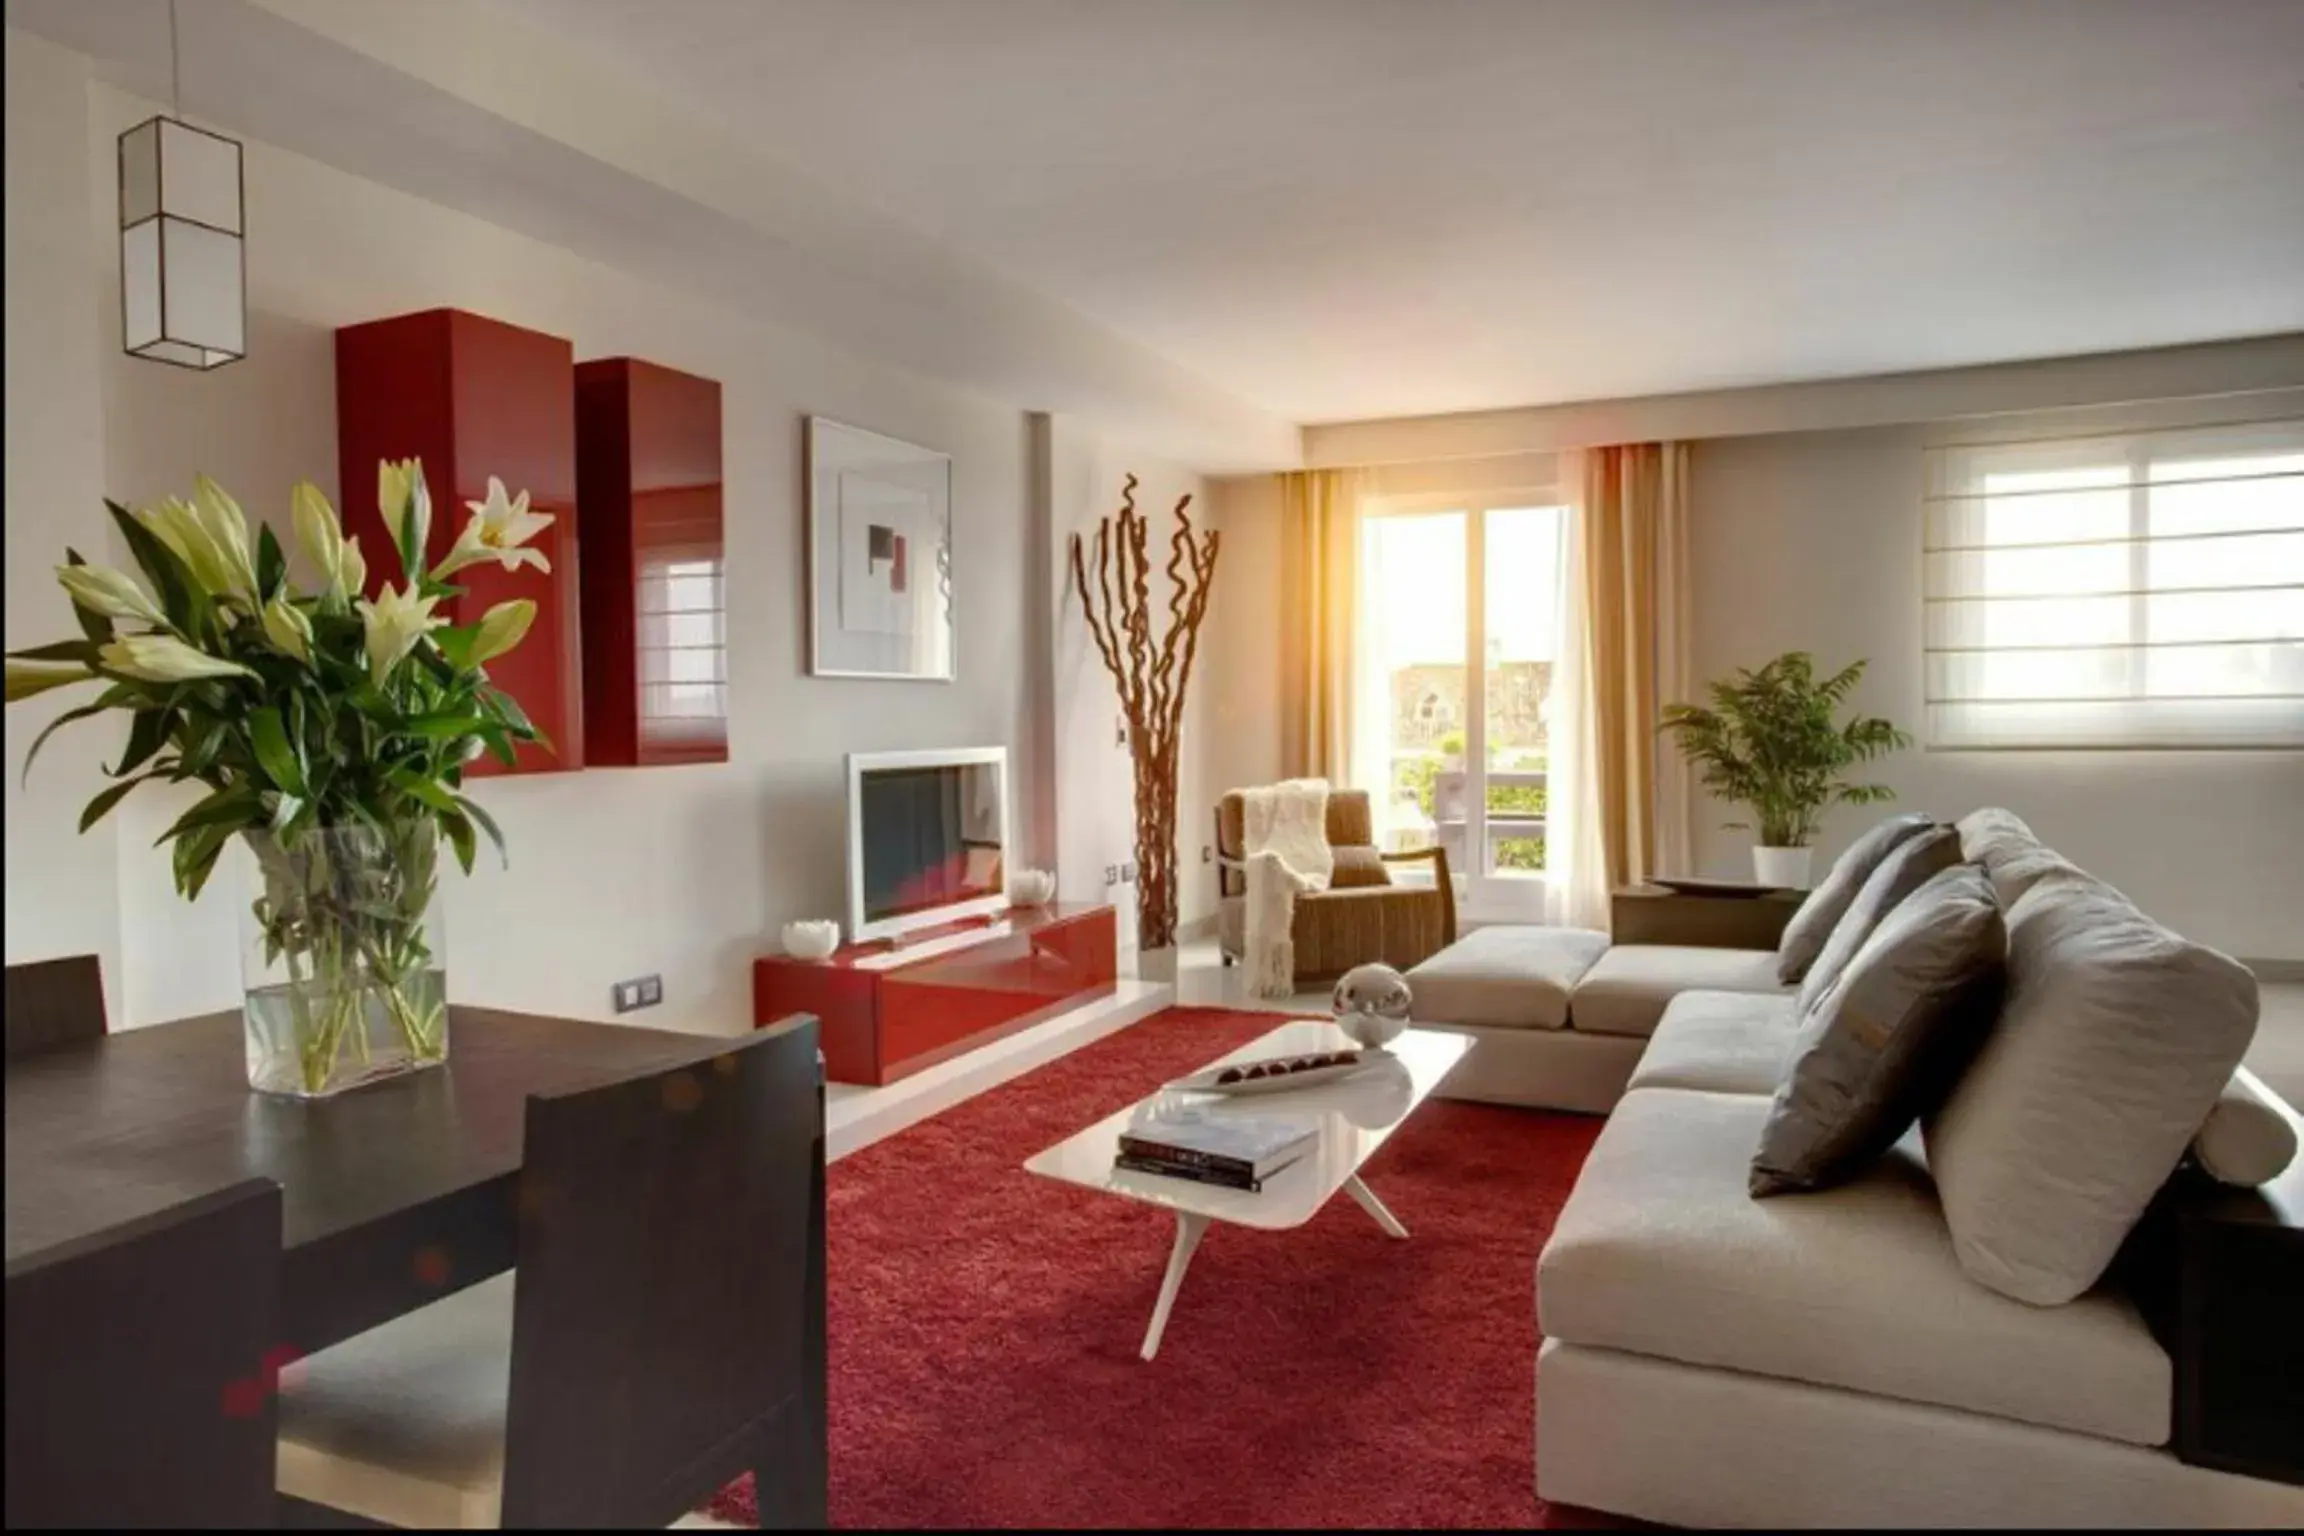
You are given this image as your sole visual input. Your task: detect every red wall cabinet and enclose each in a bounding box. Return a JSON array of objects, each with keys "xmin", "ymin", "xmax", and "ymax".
[
  {"xmin": 335, "ymin": 308, "xmax": 583, "ymax": 776},
  {"xmin": 573, "ymin": 358, "xmax": 728, "ymax": 766}
]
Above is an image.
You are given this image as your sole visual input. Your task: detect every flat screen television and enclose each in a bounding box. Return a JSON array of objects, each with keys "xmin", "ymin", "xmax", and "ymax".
[{"xmin": 845, "ymin": 746, "xmax": 1011, "ymax": 944}]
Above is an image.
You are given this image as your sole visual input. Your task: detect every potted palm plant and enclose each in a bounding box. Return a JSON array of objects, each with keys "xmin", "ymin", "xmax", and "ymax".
[{"xmin": 1659, "ymin": 652, "xmax": 1910, "ymax": 889}]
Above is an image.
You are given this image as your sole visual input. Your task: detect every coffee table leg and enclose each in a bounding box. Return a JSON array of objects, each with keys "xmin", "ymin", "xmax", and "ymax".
[
  {"xmin": 1345, "ymin": 1174, "xmax": 1409, "ymax": 1239},
  {"xmin": 1141, "ymin": 1211, "xmax": 1210, "ymax": 1361}
]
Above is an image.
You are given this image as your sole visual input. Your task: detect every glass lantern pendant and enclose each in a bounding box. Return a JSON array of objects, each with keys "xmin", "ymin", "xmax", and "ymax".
[{"xmin": 119, "ymin": 114, "xmax": 245, "ymax": 370}]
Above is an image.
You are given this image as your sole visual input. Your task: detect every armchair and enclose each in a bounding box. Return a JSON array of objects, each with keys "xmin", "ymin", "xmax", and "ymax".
[{"xmin": 1213, "ymin": 788, "xmax": 1458, "ymax": 981}]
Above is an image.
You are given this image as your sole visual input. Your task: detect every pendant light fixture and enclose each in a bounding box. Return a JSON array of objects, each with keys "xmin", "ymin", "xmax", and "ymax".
[{"xmin": 119, "ymin": 0, "xmax": 245, "ymax": 369}]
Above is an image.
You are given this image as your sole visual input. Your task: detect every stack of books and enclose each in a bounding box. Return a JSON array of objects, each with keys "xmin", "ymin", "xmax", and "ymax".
[{"xmin": 1115, "ymin": 1108, "xmax": 1316, "ymax": 1192}]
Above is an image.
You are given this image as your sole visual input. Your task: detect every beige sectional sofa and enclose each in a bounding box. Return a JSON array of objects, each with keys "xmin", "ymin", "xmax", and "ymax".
[{"xmin": 1405, "ymin": 811, "xmax": 2304, "ymax": 1528}]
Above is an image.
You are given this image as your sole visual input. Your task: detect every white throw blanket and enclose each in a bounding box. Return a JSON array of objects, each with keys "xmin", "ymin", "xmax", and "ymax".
[{"xmin": 1240, "ymin": 778, "xmax": 1334, "ymax": 999}]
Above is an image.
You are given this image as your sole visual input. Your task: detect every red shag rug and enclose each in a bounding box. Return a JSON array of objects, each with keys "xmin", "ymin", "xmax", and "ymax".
[{"xmin": 706, "ymin": 1006, "xmax": 1614, "ymax": 1529}]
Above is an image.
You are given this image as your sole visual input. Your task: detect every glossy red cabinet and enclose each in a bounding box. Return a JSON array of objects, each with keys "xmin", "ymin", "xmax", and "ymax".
[
  {"xmin": 335, "ymin": 308, "xmax": 583, "ymax": 776},
  {"xmin": 753, "ymin": 904, "xmax": 1118, "ymax": 1086},
  {"xmin": 573, "ymin": 358, "xmax": 728, "ymax": 766}
]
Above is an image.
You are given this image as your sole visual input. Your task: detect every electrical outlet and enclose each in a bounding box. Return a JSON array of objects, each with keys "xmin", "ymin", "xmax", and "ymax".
[
  {"xmin": 1115, "ymin": 716, "xmax": 1127, "ymax": 748},
  {"xmin": 1121, "ymin": 860, "xmax": 1138, "ymax": 882},
  {"xmin": 1201, "ymin": 844, "xmax": 1212, "ymax": 864},
  {"xmin": 612, "ymin": 974, "xmax": 663, "ymax": 1014},
  {"xmin": 1104, "ymin": 864, "xmax": 1120, "ymax": 886}
]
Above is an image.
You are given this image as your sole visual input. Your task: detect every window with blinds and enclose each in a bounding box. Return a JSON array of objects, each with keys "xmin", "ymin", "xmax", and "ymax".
[{"xmin": 1922, "ymin": 419, "xmax": 2304, "ymax": 749}]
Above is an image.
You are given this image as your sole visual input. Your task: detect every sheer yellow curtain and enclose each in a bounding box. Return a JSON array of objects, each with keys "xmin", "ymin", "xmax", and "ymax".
[
  {"xmin": 1279, "ymin": 468, "xmax": 1363, "ymax": 782},
  {"xmin": 1549, "ymin": 443, "xmax": 1691, "ymax": 931}
]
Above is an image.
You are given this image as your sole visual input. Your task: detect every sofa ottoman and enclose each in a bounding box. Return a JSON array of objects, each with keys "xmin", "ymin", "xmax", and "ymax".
[
  {"xmin": 1406, "ymin": 926, "xmax": 1610, "ymax": 1030},
  {"xmin": 1568, "ymin": 944, "xmax": 1789, "ymax": 1040}
]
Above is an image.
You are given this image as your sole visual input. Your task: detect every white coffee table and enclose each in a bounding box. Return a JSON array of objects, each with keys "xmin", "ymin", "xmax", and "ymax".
[{"xmin": 1023, "ymin": 1018, "xmax": 1471, "ymax": 1360}]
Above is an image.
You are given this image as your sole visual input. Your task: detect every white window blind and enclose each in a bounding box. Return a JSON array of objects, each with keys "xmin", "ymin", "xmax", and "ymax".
[{"xmin": 1922, "ymin": 419, "xmax": 2304, "ymax": 749}]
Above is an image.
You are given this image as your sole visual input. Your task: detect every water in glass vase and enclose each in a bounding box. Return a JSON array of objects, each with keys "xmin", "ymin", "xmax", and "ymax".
[{"xmin": 240, "ymin": 823, "xmax": 450, "ymax": 1098}]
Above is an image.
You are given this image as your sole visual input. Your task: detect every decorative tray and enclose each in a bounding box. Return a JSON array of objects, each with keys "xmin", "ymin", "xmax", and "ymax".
[
  {"xmin": 1648, "ymin": 877, "xmax": 1781, "ymax": 898},
  {"xmin": 1168, "ymin": 1049, "xmax": 1369, "ymax": 1097}
]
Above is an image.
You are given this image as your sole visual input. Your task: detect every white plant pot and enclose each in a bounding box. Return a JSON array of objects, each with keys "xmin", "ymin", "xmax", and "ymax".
[
  {"xmin": 1753, "ymin": 846, "xmax": 1814, "ymax": 890},
  {"xmin": 1134, "ymin": 944, "xmax": 1178, "ymax": 983}
]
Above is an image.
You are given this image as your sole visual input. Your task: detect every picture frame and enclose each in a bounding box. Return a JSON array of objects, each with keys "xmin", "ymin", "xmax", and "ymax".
[{"xmin": 805, "ymin": 415, "xmax": 955, "ymax": 681}]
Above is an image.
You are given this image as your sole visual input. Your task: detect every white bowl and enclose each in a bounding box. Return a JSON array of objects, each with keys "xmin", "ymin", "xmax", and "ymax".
[
  {"xmin": 1010, "ymin": 868, "xmax": 1057, "ymax": 907},
  {"xmin": 781, "ymin": 919, "xmax": 841, "ymax": 961}
]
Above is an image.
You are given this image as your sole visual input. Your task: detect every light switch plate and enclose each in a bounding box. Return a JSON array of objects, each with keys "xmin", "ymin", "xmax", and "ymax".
[{"xmin": 612, "ymin": 975, "xmax": 663, "ymax": 1014}]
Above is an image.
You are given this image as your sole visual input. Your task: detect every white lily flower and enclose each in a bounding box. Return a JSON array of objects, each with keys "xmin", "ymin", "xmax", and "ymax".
[
  {"xmin": 137, "ymin": 497, "xmax": 237, "ymax": 598},
  {"xmin": 466, "ymin": 598, "xmax": 537, "ymax": 666},
  {"xmin": 291, "ymin": 481, "xmax": 346, "ymax": 601},
  {"xmin": 433, "ymin": 477, "xmax": 554, "ymax": 580},
  {"xmin": 191, "ymin": 475, "xmax": 261, "ymax": 604},
  {"xmin": 5, "ymin": 656, "xmax": 95, "ymax": 702},
  {"xmin": 358, "ymin": 582, "xmax": 445, "ymax": 684},
  {"xmin": 339, "ymin": 536, "xmax": 369, "ymax": 599},
  {"xmin": 99, "ymin": 633, "xmax": 255, "ymax": 684},
  {"xmin": 262, "ymin": 597, "xmax": 314, "ymax": 663},
  {"xmin": 378, "ymin": 458, "xmax": 432, "ymax": 577},
  {"xmin": 56, "ymin": 562, "xmax": 167, "ymax": 627}
]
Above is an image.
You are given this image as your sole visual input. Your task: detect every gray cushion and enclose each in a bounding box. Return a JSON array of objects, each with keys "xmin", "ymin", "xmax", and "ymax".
[
  {"xmin": 1570, "ymin": 945, "xmax": 1788, "ymax": 1040},
  {"xmin": 1538, "ymin": 1087, "xmax": 2171, "ymax": 1446},
  {"xmin": 2193, "ymin": 1069, "xmax": 2299, "ymax": 1187},
  {"xmin": 1403, "ymin": 925, "xmax": 1609, "ymax": 1030},
  {"xmin": 1924, "ymin": 871, "xmax": 2259, "ymax": 1305},
  {"xmin": 1794, "ymin": 825, "xmax": 1964, "ymax": 1013},
  {"xmin": 1955, "ymin": 806, "xmax": 2081, "ymax": 910},
  {"xmin": 1627, "ymin": 991, "xmax": 1801, "ymax": 1096},
  {"xmin": 1752, "ymin": 865, "xmax": 2005, "ymax": 1197},
  {"xmin": 1775, "ymin": 813, "xmax": 1936, "ymax": 983}
]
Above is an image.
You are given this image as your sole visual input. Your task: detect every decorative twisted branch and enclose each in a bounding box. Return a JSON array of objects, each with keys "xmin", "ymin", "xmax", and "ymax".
[{"xmin": 1067, "ymin": 474, "xmax": 1221, "ymax": 951}]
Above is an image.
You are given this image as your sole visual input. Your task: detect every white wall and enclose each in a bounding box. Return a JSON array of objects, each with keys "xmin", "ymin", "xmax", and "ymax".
[
  {"xmin": 4, "ymin": 31, "xmax": 121, "ymax": 997},
  {"xmin": 1201, "ymin": 474, "xmax": 1287, "ymax": 808},
  {"xmin": 1688, "ymin": 421, "xmax": 2304, "ymax": 962},
  {"xmin": 72, "ymin": 72, "xmax": 1046, "ymax": 1034}
]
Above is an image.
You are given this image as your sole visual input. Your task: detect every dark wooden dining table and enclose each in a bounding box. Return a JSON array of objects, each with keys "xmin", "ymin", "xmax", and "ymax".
[{"xmin": 4, "ymin": 1005, "xmax": 812, "ymax": 1353}]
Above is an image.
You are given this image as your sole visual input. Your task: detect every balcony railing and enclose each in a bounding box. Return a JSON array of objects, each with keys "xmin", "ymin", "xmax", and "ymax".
[{"xmin": 1427, "ymin": 768, "xmax": 1547, "ymax": 875}]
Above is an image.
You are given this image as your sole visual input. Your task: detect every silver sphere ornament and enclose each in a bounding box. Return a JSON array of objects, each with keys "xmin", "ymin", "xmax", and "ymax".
[{"xmin": 1332, "ymin": 962, "xmax": 1413, "ymax": 1050}]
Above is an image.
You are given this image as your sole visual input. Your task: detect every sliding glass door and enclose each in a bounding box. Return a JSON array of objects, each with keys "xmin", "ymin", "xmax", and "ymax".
[{"xmin": 1357, "ymin": 493, "xmax": 1566, "ymax": 915}]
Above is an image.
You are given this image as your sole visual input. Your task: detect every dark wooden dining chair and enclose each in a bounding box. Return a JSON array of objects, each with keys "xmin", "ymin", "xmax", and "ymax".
[
  {"xmin": 275, "ymin": 1014, "xmax": 826, "ymax": 1528},
  {"xmin": 4, "ymin": 953, "xmax": 109, "ymax": 1062},
  {"xmin": 6, "ymin": 1177, "xmax": 283, "ymax": 1529}
]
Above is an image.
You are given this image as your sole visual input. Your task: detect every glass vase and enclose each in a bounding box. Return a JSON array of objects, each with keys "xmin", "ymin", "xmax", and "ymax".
[{"xmin": 239, "ymin": 822, "xmax": 449, "ymax": 1098}]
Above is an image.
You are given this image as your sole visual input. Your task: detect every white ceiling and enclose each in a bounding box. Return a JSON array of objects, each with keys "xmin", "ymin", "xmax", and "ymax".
[{"xmin": 512, "ymin": 0, "xmax": 2304, "ymax": 424}]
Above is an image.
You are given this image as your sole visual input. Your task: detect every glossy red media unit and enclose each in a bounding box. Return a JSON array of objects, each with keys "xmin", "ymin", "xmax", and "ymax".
[{"xmin": 753, "ymin": 904, "xmax": 1118, "ymax": 1086}]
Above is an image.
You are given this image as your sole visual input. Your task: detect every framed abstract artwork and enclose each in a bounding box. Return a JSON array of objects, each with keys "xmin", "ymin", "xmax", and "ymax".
[{"xmin": 805, "ymin": 416, "xmax": 955, "ymax": 680}]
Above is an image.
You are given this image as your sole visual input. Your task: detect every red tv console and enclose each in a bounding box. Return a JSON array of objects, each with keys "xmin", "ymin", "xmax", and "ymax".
[{"xmin": 753, "ymin": 903, "xmax": 1118, "ymax": 1087}]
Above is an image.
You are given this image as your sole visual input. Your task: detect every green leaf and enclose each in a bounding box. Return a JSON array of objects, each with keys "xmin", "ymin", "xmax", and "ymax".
[
  {"xmin": 431, "ymin": 623, "xmax": 482, "ymax": 671},
  {"xmin": 454, "ymin": 793, "xmax": 507, "ymax": 869},
  {"xmin": 157, "ymin": 784, "xmax": 261, "ymax": 845},
  {"xmin": 20, "ymin": 687, "xmax": 134, "ymax": 787},
  {"xmin": 248, "ymin": 707, "xmax": 309, "ymax": 797},
  {"xmin": 483, "ymin": 687, "xmax": 536, "ymax": 740},
  {"xmin": 439, "ymin": 806, "xmax": 477, "ymax": 874},
  {"xmin": 78, "ymin": 772, "xmax": 155, "ymax": 833},
  {"xmin": 269, "ymin": 792, "xmax": 305, "ymax": 833},
  {"xmin": 386, "ymin": 767, "xmax": 458, "ymax": 816},
  {"xmin": 477, "ymin": 724, "xmax": 517, "ymax": 767},
  {"xmin": 172, "ymin": 821, "xmax": 232, "ymax": 902},
  {"xmin": 8, "ymin": 639, "xmax": 102, "ymax": 664},
  {"xmin": 256, "ymin": 523, "xmax": 287, "ymax": 604},
  {"xmin": 401, "ymin": 711, "xmax": 485, "ymax": 739},
  {"xmin": 111, "ymin": 707, "xmax": 175, "ymax": 780}
]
